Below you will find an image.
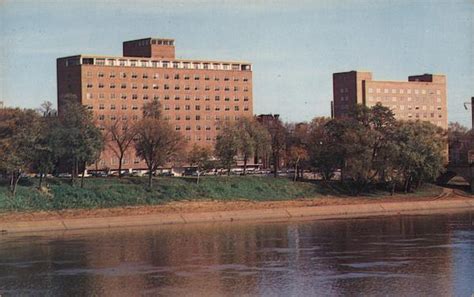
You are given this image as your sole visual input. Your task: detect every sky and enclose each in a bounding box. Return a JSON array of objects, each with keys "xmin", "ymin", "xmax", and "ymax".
[{"xmin": 0, "ymin": 0, "xmax": 473, "ymax": 126}]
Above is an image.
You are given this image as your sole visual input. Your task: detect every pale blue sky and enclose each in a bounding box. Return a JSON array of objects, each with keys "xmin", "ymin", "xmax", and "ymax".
[{"xmin": 1, "ymin": 0, "xmax": 472, "ymax": 126}]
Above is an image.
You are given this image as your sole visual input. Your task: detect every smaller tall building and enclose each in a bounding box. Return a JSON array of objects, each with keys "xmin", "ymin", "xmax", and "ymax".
[{"xmin": 332, "ymin": 71, "xmax": 448, "ymax": 130}]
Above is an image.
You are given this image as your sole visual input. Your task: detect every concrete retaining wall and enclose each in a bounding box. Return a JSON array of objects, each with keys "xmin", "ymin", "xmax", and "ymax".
[{"xmin": 1, "ymin": 199, "xmax": 474, "ymax": 234}]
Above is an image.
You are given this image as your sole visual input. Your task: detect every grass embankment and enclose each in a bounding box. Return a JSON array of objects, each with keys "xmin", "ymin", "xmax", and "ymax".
[{"xmin": 0, "ymin": 176, "xmax": 443, "ymax": 212}]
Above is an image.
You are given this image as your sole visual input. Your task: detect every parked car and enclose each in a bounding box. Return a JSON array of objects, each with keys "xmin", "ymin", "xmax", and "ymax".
[
  {"xmin": 56, "ymin": 173, "xmax": 72, "ymax": 178},
  {"xmin": 91, "ymin": 171, "xmax": 108, "ymax": 177},
  {"xmin": 131, "ymin": 170, "xmax": 145, "ymax": 177},
  {"xmin": 157, "ymin": 171, "xmax": 175, "ymax": 177}
]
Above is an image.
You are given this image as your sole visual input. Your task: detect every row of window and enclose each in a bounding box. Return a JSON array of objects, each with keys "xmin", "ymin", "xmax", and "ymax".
[
  {"xmin": 86, "ymin": 82, "xmax": 249, "ymax": 92},
  {"xmin": 91, "ymin": 104, "xmax": 249, "ymax": 112},
  {"xmin": 366, "ymin": 88, "xmax": 441, "ymax": 95},
  {"xmin": 88, "ymin": 71, "xmax": 250, "ymax": 82},
  {"xmin": 97, "ymin": 114, "xmax": 242, "ymax": 122},
  {"xmin": 367, "ymin": 96, "xmax": 442, "ymax": 103},
  {"xmin": 85, "ymin": 93, "xmax": 250, "ymax": 101},
  {"xmin": 77, "ymin": 57, "xmax": 251, "ymax": 71}
]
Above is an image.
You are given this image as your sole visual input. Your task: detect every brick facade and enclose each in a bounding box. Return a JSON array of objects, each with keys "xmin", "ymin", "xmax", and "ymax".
[
  {"xmin": 57, "ymin": 38, "xmax": 253, "ymax": 171},
  {"xmin": 332, "ymin": 71, "xmax": 448, "ymax": 130}
]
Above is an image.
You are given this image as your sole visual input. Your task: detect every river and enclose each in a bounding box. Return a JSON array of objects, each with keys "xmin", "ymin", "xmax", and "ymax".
[{"xmin": 1, "ymin": 211, "xmax": 473, "ymax": 296}]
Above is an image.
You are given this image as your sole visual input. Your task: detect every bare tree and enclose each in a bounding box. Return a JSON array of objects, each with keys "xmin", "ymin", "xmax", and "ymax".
[
  {"xmin": 134, "ymin": 100, "xmax": 184, "ymax": 187},
  {"xmin": 106, "ymin": 118, "xmax": 137, "ymax": 178}
]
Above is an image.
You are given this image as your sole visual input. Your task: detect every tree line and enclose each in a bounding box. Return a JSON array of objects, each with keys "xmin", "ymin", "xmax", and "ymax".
[{"xmin": 0, "ymin": 99, "xmax": 447, "ymax": 195}]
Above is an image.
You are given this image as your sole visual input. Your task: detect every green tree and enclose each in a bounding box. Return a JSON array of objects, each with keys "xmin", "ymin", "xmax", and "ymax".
[
  {"xmin": 187, "ymin": 144, "xmax": 213, "ymax": 183},
  {"xmin": 391, "ymin": 121, "xmax": 446, "ymax": 192},
  {"xmin": 215, "ymin": 124, "xmax": 240, "ymax": 175},
  {"xmin": 0, "ymin": 108, "xmax": 42, "ymax": 195},
  {"xmin": 235, "ymin": 117, "xmax": 271, "ymax": 175},
  {"xmin": 31, "ymin": 101, "xmax": 59, "ymax": 189},
  {"xmin": 53, "ymin": 98, "xmax": 104, "ymax": 187}
]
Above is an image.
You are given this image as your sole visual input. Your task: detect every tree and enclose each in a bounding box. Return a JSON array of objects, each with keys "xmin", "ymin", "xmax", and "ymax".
[
  {"xmin": 106, "ymin": 118, "xmax": 137, "ymax": 178},
  {"xmin": 135, "ymin": 101, "xmax": 184, "ymax": 187},
  {"xmin": 0, "ymin": 108, "xmax": 42, "ymax": 195},
  {"xmin": 285, "ymin": 122, "xmax": 311, "ymax": 181},
  {"xmin": 215, "ymin": 124, "xmax": 240, "ymax": 176},
  {"xmin": 31, "ymin": 101, "xmax": 58, "ymax": 189},
  {"xmin": 390, "ymin": 121, "xmax": 446, "ymax": 193},
  {"xmin": 260, "ymin": 117, "xmax": 287, "ymax": 177},
  {"xmin": 307, "ymin": 117, "xmax": 343, "ymax": 181},
  {"xmin": 187, "ymin": 144, "xmax": 213, "ymax": 183},
  {"xmin": 53, "ymin": 98, "xmax": 104, "ymax": 187},
  {"xmin": 234, "ymin": 117, "xmax": 271, "ymax": 175}
]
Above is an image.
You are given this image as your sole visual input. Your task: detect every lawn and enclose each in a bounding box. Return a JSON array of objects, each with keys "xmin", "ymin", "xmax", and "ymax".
[{"xmin": 0, "ymin": 176, "xmax": 443, "ymax": 212}]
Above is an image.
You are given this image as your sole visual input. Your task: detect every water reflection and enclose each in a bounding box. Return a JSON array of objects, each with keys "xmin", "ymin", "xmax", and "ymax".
[{"xmin": 0, "ymin": 212, "xmax": 473, "ymax": 296}]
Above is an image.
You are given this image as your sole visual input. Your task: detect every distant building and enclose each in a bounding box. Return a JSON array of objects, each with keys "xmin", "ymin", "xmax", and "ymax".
[
  {"xmin": 57, "ymin": 37, "xmax": 253, "ymax": 171},
  {"xmin": 0, "ymin": 101, "xmax": 4, "ymax": 109},
  {"xmin": 332, "ymin": 71, "xmax": 448, "ymax": 130}
]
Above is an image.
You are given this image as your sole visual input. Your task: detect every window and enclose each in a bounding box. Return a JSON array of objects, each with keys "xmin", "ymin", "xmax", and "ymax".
[
  {"xmin": 185, "ymin": 105, "xmax": 191, "ymax": 110},
  {"xmin": 196, "ymin": 115, "xmax": 201, "ymax": 121},
  {"xmin": 174, "ymin": 74, "xmax": 180, "ymax": 79},
  {"xmin": 98, "ymin": 72, "xmax": 104, "ymax": 78},
  {"xmin": 143, "ymin": 73, "xmax": 148, "ymax": 79},
  {"xmin": 110, "ymin": 72, "xmax": 116, "ymax": 78},
  {"xmin": 195, "ymin": 105, "xmax": 200, "ymax": 111},
  {"xmin": 153, "ymin": 84, "xmax": 159, "ymax": 90},
  {"xmin": 173, "ymin": 62, "xmax": 179, "ymax": 68},
  {"xmin": 87, "ymin": 83, "xmax": 93, "ymax": 88},
  {"xmin": 121, "ymin": 83, "xmax": 127, "ymax": 89},
  {"xmin": 121, "ymin": 105, "xmax": 127, "ymax": 110},
  {"xmin": 99, "ymin": 104, "xmax": 105, "ymax": 110},
  {"xmin": 132, "ymin": 94, "xmax": 138, "ymax": 100},
  {"xmin": 175, "ymin": 125, "xmax": 181, "ymax": 131},
  {"xmin": 194, "ymin": 75, "xmax": 200, "ymax": 80},
  {"xmin": 132, "ymin": 73, "xmax": 138, "ymax": 79},
  {"xmin": 110, "ymin": 83, "xmax": 116, "ymax": 89},
  {"xmin": 234, "ymin": 106, "xmax": 239, "ymax": 111}
]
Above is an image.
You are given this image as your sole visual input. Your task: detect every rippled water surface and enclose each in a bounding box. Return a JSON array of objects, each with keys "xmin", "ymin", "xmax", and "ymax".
[{"xmin": 1, "ymin": 211, "xmax": 473, "ymax": 296}]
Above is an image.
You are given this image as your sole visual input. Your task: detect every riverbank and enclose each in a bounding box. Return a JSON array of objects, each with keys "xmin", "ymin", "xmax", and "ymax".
[
  {"xmin": 0, "ymin": 176, "xmax": 445, "ymax": 212},
  {"xmin": 1, "ymin": 188, "xmax": 472, "ymax": 233}
]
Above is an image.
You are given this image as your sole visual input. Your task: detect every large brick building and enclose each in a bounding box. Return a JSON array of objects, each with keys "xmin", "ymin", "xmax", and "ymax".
[
  {"xmin": 332, "ymin": 71, "xmax": 448, "ymax": 130},
  {"xmin": 57, "ymin": 37, "xmax": 253, "ymax": 171}
]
